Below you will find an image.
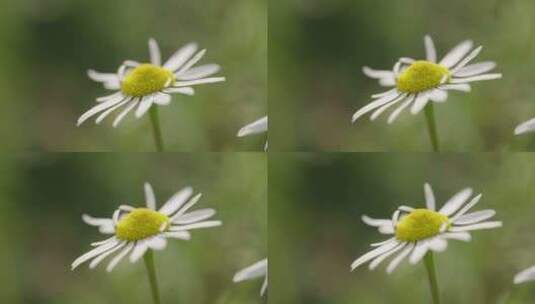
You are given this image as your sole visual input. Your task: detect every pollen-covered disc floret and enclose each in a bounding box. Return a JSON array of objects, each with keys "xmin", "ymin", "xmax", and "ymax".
[
  {"xmin": 78, "ymin": 38, "xmax": 225, "ymax": 127},
  {"xmin": 395, "ymin": 209, "xmax": 449, "ymax": 242},
  {"xmin": 350, "ymin": 183, "xmax": 501, "ymax": 274},
  {"xmin": 72, "ymin": 182, "xmax": 222, "ymax": 272},
  {"xmin": 352, "ymin": 35, "xmax": 502, "ymax": 124}
]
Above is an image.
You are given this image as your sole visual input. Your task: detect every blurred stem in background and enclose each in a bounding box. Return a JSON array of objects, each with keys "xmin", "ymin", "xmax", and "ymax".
[
  {"xmin": 144, "ymin": 250, "xmax": 161, "ymax": 304},
  {"xmin": 424, "ymin": 252, "xmax": 440, "ymax": 304},
  {"xmin": 424, "ymin": 103, "xmax": 440, "ymax": 152},
  {"xmin": 149, "ymin": 107, "xmax": 165, "ymax": 152}
]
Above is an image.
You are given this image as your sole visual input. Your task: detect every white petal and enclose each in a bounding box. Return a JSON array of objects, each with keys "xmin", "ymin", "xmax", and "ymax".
[
  {"xmin": 440, "ymin": 232, "xmax": 472, "ymax": 242},
  {"xmin": 450, "ymin": 194, "xmax": 482, "ymax": 222},
  {"xmin": 169, "ymin": 220, "xmax": 222, "ymax": 231},
  {"xmin": 173, "ymin": 209, "xmax": 216, "ymax": 224},
  {"xmin": 386, "ymin": 243, "xmax": 414, "ymax": 274},
  {"xmin": 454, "ymin": 61, "xmax": 496, "ymax": 77},
  {"xmin": 409, "ymin": 241, "xmax": 429, "ymax": 264},
  {"xmin": 260, "ymin": 276, "xmax": 268, "ymax": 296},
  {"xmin": 362, "ymin": 66, "xmax": 395, "ymax": 79},
  {"xmin": 148, "ymin": 38, "xmax": 162, "ymax": 66},
  {"xmin": 450, "ymin": 46, "xmax": 483, "ymax": 74},
  {"xmin": 428, "ymin": 89, "xmax": 448, "ymax": 103},
  {"xmin": 454, "ymin": 209, "xmax": 496, "ymax": 225},
  {"xmin": 379, "ymin": 77, "xmax": 396, "ymax": 87},
  {"xmin": 170, "ymin": 193, "xmax": 203, "ymax": 220},
  {"xmin": 163, "ymin": 87, "xmax": 195, "ymax": 96},
  {"xmin": 449, "ymin": 221, "xmax": 502, "ymax": 232},
  {"xmin": 515, "ymin": 117, "xmax": 535, "ymax": 135},
  {"xmin": 439, "ymin": 40, "xmax": 474, "ymax": 68},
  {"xmin": 439, "ymin": 188, "xmax": 473, "ymax": 216},
  {"xmin": 146, "ymin": 236, "xmax": 167, "ymax": 250},
  {"xmin": 113, "ymin": 100, "xmax": 139, "ymax": 128},
  {"xmin": 164, "ymin": 43, "xmax": 198, "ymax": 71},
  {"xmin": 71, "ymin": 238, "xmax": 119, "ymax": 270},
  {"xmin": 233, "ymin": 259, "xmax": 268, "ymax": 282},
  {"xmin": 144, "ymin": 183, "xmax": 156, "ymax": 210},
  {"xmin": 450, "ymin": 73, "xmax": 502, "ymax": 83},
  {"xmin": 440, "ymin": 84, "xmax": 471, "ymax": 92},
  {"xmin": 174, "ymin": 77, "xmax": 226, "ymax": 87},
  {"xmin": 89, "ymin": 241, "xmax": 127, "ymax": 269},
  {"xmin": 369, "ymin": 242, "xmax": 405, "ymax": 270},
  {"xmin": 106, "ymin": 243, "xmax": 134, "ymax": 272},
  {"xmin": 159, "ymin": 187, "xmax": 193, "ymax": 216},
  {"xmin": 372, "ymin": 88, "xmax": 397, "ymax": 99},
  {"xmin": 177, "ymin": 64, "xmax": 221, "ymax": 80},
  {"xmin": 352, "ymin": 91, "xmax": 402, "ymax": 123},
  {"xmin": 97, "ymin": 92, "xmax": 122, "ymax": 102},
  {"xmin": 411, "ymin": 93, "xmax": 430, "ymax": 114},
  {"xmin": 154, "ymin": 93, "xmax": 172, "ymax": 105},
  {"xmin": 164, "ymin": 231, "xmax": 192, "ymax": 240},
  {"xmin": 77, "ymin": 95, "xmax": 125, "ymax": 126},
  {"xmin": 95, "ymin": 99, "xmax": 130, "ymax": 124},
  {"xmin": 514, "ymin": 265, "xmax": 535, "ymax": 284},
  {"xmin": 379, "ymin": 225, "xmax": 395, "ymax": 234},
  {"xmin": 129, "ymin": 241, "xmax": 149, "ymax": 263},
  {"xmin": 135, "ymin": 96, "xmax": 154, "ymax": 118},
  {"xmin": 427, "ymin": 237, "xmax": 448, "ymax": 252},
  {"xmin": 87, "ymin": 70, "xmax": 117, "ymax": 82},
  {"xmin": 361, "ymin": 215, "xmax": 391, "ymax": 227},
  {"xmin": 82, "ymin": 214, "xmax": 112, "ymax": 227},
  {"xmin": 350, "ymin": 238, "xmax": 398, "ymax": 271},
  {"xmin": 370, "ymin": 96, "xmax": 403, "ymax": 121},
  {"xmin": 424, "ymin": 35, "xmax": 437, "ymax": 62},
  {"xmin": 237, "ymin": 116, "xmax": 268, "ymax": 137},
  {"xmin": 387, "ymin": 96, "xmax": 414, "ymax": 124},
  {"xmin": 424, "ymin": 183, "xmax": 436, "ymax": 211},
  {"xmin": 176, "ymin": 49, "xmax": 206, "ymax": 74}
]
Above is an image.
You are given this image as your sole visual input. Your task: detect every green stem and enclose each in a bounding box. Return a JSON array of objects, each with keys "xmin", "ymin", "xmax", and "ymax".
[
  {"xmin": 149, "ymin": 107, "xmax": 165, "ymax": 152},
  {"xmin": 423, "ymin": 252, "xmax": 440, "ymax": 304},
  {"xmin": 424, "ymin": 103, "xmax": 440, "ymax": 152},
  {"xmin": 143, "ymin": 250, "xmax": 161, "ymax": 304}
]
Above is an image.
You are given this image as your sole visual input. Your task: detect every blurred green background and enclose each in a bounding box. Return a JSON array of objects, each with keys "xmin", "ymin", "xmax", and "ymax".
[
  {"xmin": 0, "ymin": 0, "xmax": 266, "ymax": 151},
  {"xmin": 0, "ymin": 153, "xmax": 266, "ymax": 303},
  {"xmin": 270, "ymin": 0, "xmax": 535, "ymax": 151},
  {"xmin": 270, "ymin": 153, "xmax": 535, "ymax": 303}
]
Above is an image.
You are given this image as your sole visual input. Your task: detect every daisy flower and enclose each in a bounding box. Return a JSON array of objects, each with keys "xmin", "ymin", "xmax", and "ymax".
[
  {"xmin": 514, "ymin": 117, "xmax": 535, "ymax": 136},
  {"xmin": 78, "ymin": 38, "xmax": 225, "ymax": 127},
  {"xmin": 352, "ymin": 35, "xmax": 502, "ymax": 124},
  {"xmin": 237, "ymin": 116, "xmax": 268, "ymax": 150},
  {"xmin": 72, "ymin": 182, "xmax": 222, "ymax": 272},
  {"xmin": 514, "ymin": 265, "xmax": 535, "ymax": 284},
  {"xmin": 233, "ymin": 258, "xmax": 268, "ymax": 296},
  {"xmin": 351, "ymin": 183, "xmax": 501, "ymax": 273}
]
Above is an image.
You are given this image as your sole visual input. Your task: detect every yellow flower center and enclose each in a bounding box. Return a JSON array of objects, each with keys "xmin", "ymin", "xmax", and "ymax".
[
  {"xmin": 396, "ymin": 61, "xmax": 450, "ymax": 93},
  {"xmin": 395, "ymin": 209, "xmax": 449, "ymax": 242},
  {"xmin": 120, "ymin": 64, "xmax": 175, "ymax": 97},
  {"xmin": 115, "ymin": 208, "xmax": 169, "ymax": 241}
]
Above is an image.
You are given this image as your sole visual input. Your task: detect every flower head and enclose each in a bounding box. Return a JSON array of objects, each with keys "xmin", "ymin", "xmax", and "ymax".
[
  {"xmin": 78, "ymin": 38, "xmax": 225, "ymax": 127},
  {"xmin": 233, "ymin": 258, "xmax": 268, "ymax": 296},
  {"xmin": 351, "ymin": 183, "xmax": 501, "ymax": 273},
  {"xmin": 352, "ymin": 35, "xmax": 502, "ymax": 124},
  {"xmin": 72, "ymin": 182, "xmax": 221, "ymax": 272},
  {"xmin": 237, "ymin": 116, "xmax": 268, "ymax": 150}
]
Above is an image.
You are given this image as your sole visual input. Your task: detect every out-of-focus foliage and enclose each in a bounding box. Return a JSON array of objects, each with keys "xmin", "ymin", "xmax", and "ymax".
[
  {"xmin": 0, "ymin": 0, "xmax": 266, "ymax": 151},
  {"xmin": 0, "ymin": 153, "xmax": 266, "ymax": 303},
  {"xmin": 270, "ymin": 0, "xmax": 535, "ymax": 151},
  {"xmin": 270, "ymin": 153, "xmax": 535, "ymax": 303}
]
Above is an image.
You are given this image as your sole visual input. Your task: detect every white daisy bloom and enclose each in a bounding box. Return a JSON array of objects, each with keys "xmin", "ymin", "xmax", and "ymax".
[
  {"xmin": 237, "ymin": 116, "xmax": 268, "ymax": 150},
  {"xmin": 514, "ymin": 265, "xmax": 535, "ymax": 284},
  {"xmin": 353, "ymin": 35, "xmax": 502, "ymax": 124},
  {"xmin": 514, "ymin": 117, "xmax": 535, "ymax": 136},
  {"xmin": 72, "ymin": 182, "xmax": 221, "ymax": 272},
  {"xmin": 78, "ymin": 38, "xmax": 225, "ymax": 127},
  {"xmin": 351, "ymin": 183, "xmax": 501, "ymax": 273},
  {"xmin": 233, "ymin": 258, "xmax": 268, "ymax": 296}
]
